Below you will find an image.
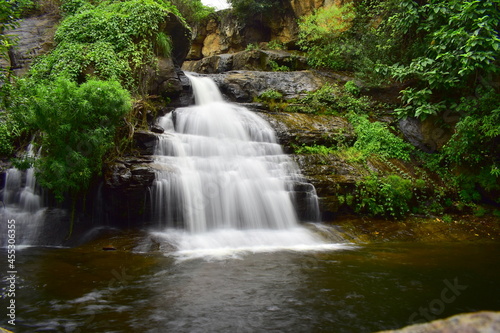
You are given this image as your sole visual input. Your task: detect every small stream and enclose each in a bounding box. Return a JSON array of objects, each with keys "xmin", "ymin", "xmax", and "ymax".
[{"xmin": 1, "ymin": 236, "xmax": 499, "ymax": 332}]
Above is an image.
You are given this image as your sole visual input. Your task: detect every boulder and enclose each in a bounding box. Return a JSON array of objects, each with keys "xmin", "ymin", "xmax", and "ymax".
[
  {"xmin": 2, "ymin": 14, "xmax": 59, "ymax": 76},
  {"xmin": 183, "ymin": 49, "xmax": 307, "ymax": 73},
  {"xmin": 258, "ymin": 112, "xmax": 356, "ymax": 153},
  {"xmin": 102, "ymin": 156, "xmax": 156, "ymax": 226},
  {"xmin": 376, "ymin": 311, "xmax": 500, "ymax": 333},
  {"xmin": 134, "ymin": 130, "xmax": 159, "ymax": 155},
  {"xmin": 209, "ymin": 70, "xmax": 329, "ymax": 102}
]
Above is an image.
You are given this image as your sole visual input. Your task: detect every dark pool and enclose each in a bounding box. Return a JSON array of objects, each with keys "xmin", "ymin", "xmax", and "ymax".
[{"xmin": 1, "ymin": 238, "xmax": 499, "ymax": 333}]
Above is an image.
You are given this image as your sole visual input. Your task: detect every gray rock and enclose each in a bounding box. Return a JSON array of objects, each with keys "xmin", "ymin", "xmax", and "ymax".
[
  {"xmin": 209, "ymin": 70, "xmax": 328, "ymax": 102},
  {"xmin": 183, "ymin": 49, "xmax": 307, "ymax": 73},
  {"xmin": 376, "ymin": 311, "xmax": 500, "ymax": 333},
  {"xmin": 2, "ymin": 14, "xmax": 59, "ymax": 76},
  {"xmin": 134, "ymin": 130, "xmax": 159, "ymax": 155}
]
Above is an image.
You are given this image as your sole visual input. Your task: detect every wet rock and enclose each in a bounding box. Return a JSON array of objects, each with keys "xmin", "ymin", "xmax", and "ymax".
[
  {"xmin": 2, "ymin": 14, "xmax": 59, "ymax": 76},
  {"xmin": 150, "ymin": 124, "xmax": 165, "ymax": 134},
  {"xmin": 376, "ymin": 311, "xmax": 500, "ymax": 333},
  {"xmin": 209, "ymin": 70, "xmax": 329, "ymax": 102},
  {"xmin": 398, "ymin": 114, "xmax": 459, "ymax": 153},
  {"xmin": 258, "ymin": 112, "xmax": 355, "ymax": 153},
  {"xmin": 186, "ymin": 1, "xmax": 326, "ymax": 59},
  {"xmin": 134, "ymin": 130, "xmax": 159, "ymax": 155},
  {"xmin": 102, "ymin": 157, "xmax": 155, "ymax": 226},
  {"xmin": 183, "ymin": 50, "xmax": 307, "ymax": 73}
]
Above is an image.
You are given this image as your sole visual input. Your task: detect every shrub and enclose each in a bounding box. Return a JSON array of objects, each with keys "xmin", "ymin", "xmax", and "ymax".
[
  {"xmin": 297, "ymin": 3, "xmax": 355, "ymax": 70},
  {"xmin": 348, "ymin": 112, "xmax": 414, "ymax": 161},
  {"xmin": 29, "ymin": 78, "xmax": 131, "ymax": 201},
  {"xmin": 228, "ymin": 0, "xmax": 283, "ymax": 21},
  {"xmin": 354, "ymin": 174, "xmax": 413, "ymax": 219},
  {"xmin": 30, "ymin": 0, "xmax": 184, "ymax": 92},
  {"xmin": 344, "ymin": 81, "xmax": 360, "ymax": 96},
  {"xmin": 293, "ymin": 144, "xmax": 335, "ymax": 156}
]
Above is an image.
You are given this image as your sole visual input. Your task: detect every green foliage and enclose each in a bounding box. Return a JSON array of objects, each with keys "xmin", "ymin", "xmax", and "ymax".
[
  {"xmin": 228, "ymin": 0, "xmax": 283, "ymax": 20},
  {"xmin": 168, "ymin": 0, "xmax": 214, "ymax": 24},
  {"xmin": 297, "ymin": 0, "xmax": 398, "ymax": 80},
  {"xmin": 268, "ymin": 60, "xmax": 290, "ymax": 72},
  {"xmin": 155, "ymin": 32, "xmax": 173, "ymax": 57},
  {"xmin": 245, "ymin": 43, "xmax": 260, "ymax": 51},
  {"xmin": 297, "ymin": 3, "xmax": 356, "ymax": 70},
  {"xmin": 293, "ymin": 144, "xmax": 335, "ymax": 156},
  {"xmin": 28, "ymin": 78, "xmax": 131, "ymax": 201},
  {"xmin": 1, "ymin": 0, "xmax": 25, "ymax": 69},
  {"xmin": 0, "ymin": 118, "xmax": 14, "ymax": 155},
  {"xmin": 344, "ymin": 81, "xmax": 360, "ymax": 96},
  {"xmin": 266, "ymin": 40, "xmax": 286, "ymax": 50},
  {"xmin": 31, "ymin": 0, "xmax": 183, "ymax": 92},
  {"xmin": 258, "ymin": 89, "xmax": 283, "ymax": 101},
  {"xmin": 388, "ymin": 0, "xmax": 500, "ymax": 118},
  {"xmin": 354, "ymin": 174, "xmax": 413, "ymax": 219},
  {"xmin": 283, "ymin": 84, "xmax": 373, "ymax": 114},
  {"xmin": 348, "ymin": 112, "xmax": 414, "ymax": 161},
  {"xmin": 255, "ymin": 89, "xmax": 287, "ymax": 111}
]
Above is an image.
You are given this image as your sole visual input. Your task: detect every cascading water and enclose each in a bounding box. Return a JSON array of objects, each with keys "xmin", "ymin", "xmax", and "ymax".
[
  {"xmin": 0, "ymin": 144, "xmax": 46, "ymax": 246},
  {"xmin": 151, "ymin": 74, "xmax": 345, "ymax": 259}
]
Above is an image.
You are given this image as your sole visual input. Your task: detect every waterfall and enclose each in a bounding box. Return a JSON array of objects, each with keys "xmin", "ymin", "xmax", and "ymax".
[
  {"xmin": 151, "ymin": 74, "xmax": 335, "ymax": 259},
  {"xmin": 0, "ymin": 144, "xmax": 46, "ymax": 246},
  {"xmin": 0, "ymin": 144, "xmax": 69, "ymax": 247}
]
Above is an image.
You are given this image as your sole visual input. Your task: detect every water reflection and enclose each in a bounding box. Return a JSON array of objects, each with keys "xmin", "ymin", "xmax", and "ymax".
[{"xmin": 1, "ymin": 240, "xmax": 499, "ymax": 332}]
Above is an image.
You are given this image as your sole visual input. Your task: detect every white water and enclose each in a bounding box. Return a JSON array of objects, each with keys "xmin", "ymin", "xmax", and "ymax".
[
  {"xmin": 151, "ymin": 74, "xmax": 344, "ymax": 259},
  {"xmin": 0, "ymin": 144, "xmax": 47, "ymax": 246}
]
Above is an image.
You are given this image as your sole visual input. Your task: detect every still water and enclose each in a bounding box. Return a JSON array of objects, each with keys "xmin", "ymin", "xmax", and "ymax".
[{"xmin": 1, "ymin": 232, "xmax": 499, "ymax": 333}]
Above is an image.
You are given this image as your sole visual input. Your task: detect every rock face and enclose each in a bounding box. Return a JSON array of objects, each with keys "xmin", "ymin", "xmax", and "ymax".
[
  {"xmin": 207, "ymin": 70, "xmax": 333, "ymax": 102},
  {"xmin": 102, "ymin": 130, "xmax": 159, "ymax": 226},
  {"xmin": 376, "ymin": 311, "xmax": 500, "ymax": 333},
  {"xmin": 183, "ymin": 49, "xmax": 308, "ymax": 73},
  {"xmin": 1, "ymin": 14, "xmax": 59, "ymax": 76},
  {"xmin": 187, "ymin": 0, "xmax": 329, "ymax": 60}
]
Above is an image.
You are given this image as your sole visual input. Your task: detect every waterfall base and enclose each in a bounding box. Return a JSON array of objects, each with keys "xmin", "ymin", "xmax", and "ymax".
[{"xmin": 151, "ymin": 227, "xmax": 354, "ymax": 261}]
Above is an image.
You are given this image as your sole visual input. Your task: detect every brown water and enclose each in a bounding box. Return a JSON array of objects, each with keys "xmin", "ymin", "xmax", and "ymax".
[{"xmin": 1, "ymin": 233, "xmax": 499, "ymax": 333}]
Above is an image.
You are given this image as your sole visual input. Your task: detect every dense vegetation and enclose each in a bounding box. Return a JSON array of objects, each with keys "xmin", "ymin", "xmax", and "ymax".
[
  {"xmin": 293, "ymin": 0, "xmax": 500, "ymax": 218},
  {"xmin": 1, "ymin": 0, "xmax": 499, "ymax": 221},
  {"xmin": 0, "ymin": 0, "xmax": 195, "ymax": 204}
]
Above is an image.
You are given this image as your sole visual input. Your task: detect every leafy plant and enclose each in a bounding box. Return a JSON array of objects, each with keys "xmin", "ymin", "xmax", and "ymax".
[
  {"xmin": 168, "ymin": 0, "xmax": 214, "ymax": 24},
  {"xmin": 228, "ymin": 0, "xmax": 283, "ymax": 21},
  {"xmin": 155, "ymin": 32, "xmax": 173, "ymax": 57},
  {"xmin": 245, "ymin": 43, "xmax": 260, "ymax": 51},
  {"xmin": 297, "ymin": 3, "xmax": 356, "ymax": 70},
  {"xmin": 387, "ymin": 0, "xmax": 500, "ymax": 119},
  {"xmin": 258, "ymin": 89, "xmax": 283, "ymax": 101},
  {"xmin": 30, "ymin": 0, "xmax": 184, "ymax": 92},
  {"xmin": 293, "ymin": 144, "xmax": 335, "ymax": 156},
  {"xmin": 266, "ymin": 40, "xmax": 286, "ymax": 50},
  {"xmin": 354, "ymin": 174, "xmax": 413, "ymax": 219},
  {"xmin": 268, "ymin": 60, "xmax": 290, "ymax": 72},
  {"xmin": 28, "ymin": 78, "xmax": 131, "ymax": 201},
  {"xmin": 348, "ymin": 112, "xmax": 414, "ymax": 161},
  {"xmin": 344, "ymin": 81, "xmax": 360, "ymax": 96}
]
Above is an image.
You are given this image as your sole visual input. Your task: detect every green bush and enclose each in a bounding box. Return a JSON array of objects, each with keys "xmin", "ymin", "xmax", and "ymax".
[
  {"xmin": 344, "ymin": 81, "xmax": 360, "ymax": 96},
  {"xmin": 348, "ymin": 112, "xmax": 414, "ymax": 161},
  {"xmin": 168, "ymin": 0, "xmax": 214, "ymax": 24},
  {"xmin": 354, "ymin": 174, "xmax": 413, "ymax": 219},
  {"xmin": 228, "ymin": 0, "xmax": 283, "ymax": 20},
  {"xmin": 30, "ymin": 0, "xmax": 184, "ymax": 92},
  {"xmin": 29, "ymin": 78, "xmax": 131, "ymax": 201},
  {"xmin": 293, "ymin": 144, "xmax": 335, "ymax": 156},
  {"xmin": 297, "ymin": 3, "xmax": 356, "ymax": 70},
  {"xmin": 258, "ymin": 89, "xmax": 283, "ymax": 101},
  {"xmin": 388, "ymin": 0, "xmax": 500, "ymax": 119}
]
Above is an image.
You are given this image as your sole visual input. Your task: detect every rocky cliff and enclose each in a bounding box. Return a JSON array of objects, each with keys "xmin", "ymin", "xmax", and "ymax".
[{"xmin": 186, "ymin": 0, "xmax": 341, "ymax": 60}]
